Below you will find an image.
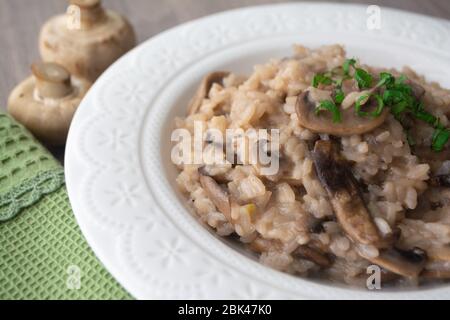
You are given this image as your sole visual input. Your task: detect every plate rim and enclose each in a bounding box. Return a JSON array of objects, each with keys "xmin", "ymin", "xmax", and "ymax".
[{"xmin": 65, "ymin": 2, "xmax": 450, "ymax": 299}]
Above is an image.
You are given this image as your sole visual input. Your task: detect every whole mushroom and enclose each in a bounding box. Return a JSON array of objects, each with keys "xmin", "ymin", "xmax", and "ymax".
[
  {"xmin": 7, "ymin": 62, "xmax": 91, "ymax": 146},
  {"xmin": 39, "ymin": 0, "xmax": 136, "ymax": 82}
]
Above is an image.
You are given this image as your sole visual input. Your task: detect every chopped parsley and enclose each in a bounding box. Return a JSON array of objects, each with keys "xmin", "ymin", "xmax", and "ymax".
[
  {"xmin": 334, "ymin": 89, "xmax": 345, "ymax": 105},
  {"xmin": 432, "ymin": 126, "xmax": 450, "ymax": 152},
  {"xmin": 354, "ymin": 68, "xmax": 373, "ymax": 89},
  {"xmin": 315, "ymin": 100, "xmax": 341, "ymax": 123},
  {"xmin": 309, "ymin": 58, "xmax": 450, "ymax": 152},
  {"xmin": 343, "ymin": 58, "xmax": 356, "ymax": 76},
  {"xmin": 312, "ymin": 73, "xmax": 332, "ymax": 88}
]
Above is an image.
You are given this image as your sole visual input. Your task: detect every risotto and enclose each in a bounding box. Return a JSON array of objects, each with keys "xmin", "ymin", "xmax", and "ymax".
[{"xmin": 173, "ymin": 44, "xmax": 450, "ymax": 287}]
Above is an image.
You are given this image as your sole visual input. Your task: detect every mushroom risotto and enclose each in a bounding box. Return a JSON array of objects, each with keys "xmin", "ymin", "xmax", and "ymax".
[{"xmin": 174, "ymin": 45, "xmax": 450, "ymax": 286}]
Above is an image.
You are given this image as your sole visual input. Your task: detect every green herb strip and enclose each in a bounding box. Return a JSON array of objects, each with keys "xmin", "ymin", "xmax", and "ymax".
[
  {"xmin": 310, "ymin": 59, "xmax": 450, "ymax": 151},
  {"xmin": 312, "ymin": 74, "xmax": 332, "ymax": 88},
  {"xmin": 432, "ymin": 127, "xmax": 450, "ymax": 152},
  {"xmin": 343, "ymin": 58, "xmax": 356, "ymax": 76},
  {"xmin": 315, "ymin": 100, "xmax": 342, "ymax": 123},
  {"xmin": 354, "ymin": 68, "xmax": 373, "ymax": 89}
]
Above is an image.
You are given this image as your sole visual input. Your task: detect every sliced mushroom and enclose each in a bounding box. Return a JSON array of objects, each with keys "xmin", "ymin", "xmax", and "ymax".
[
  {"xmin": 312, "ymin": 140, "xmax": 381, "ymax": 245},
  {"xmin": 199, "ymin": 174, "xmax": 231, "ymax": 221},
  {"xmin": 312, "ymin": 140, "xmax": 429, "ymax": 277},
  {"xmin": 296, "ymin": 89, "xmax": 389, "ymax": 136},
  {"xmin": 370, "ymin": 247, "xmax": 427, "ymax": 278},
  {"xmin": 188, "ymin": 72, "xmax": 230, "ymax": 115},
  {"xmin": 379, "ymin": 269, "xmax": 401, "ymax": 284},
  {"xmin": 248, "ymin": 237, "xmax": 282, "ymax": 253},
  {"xmin": 293, "ymin": 245, "xmax": 332, "ymax": 268}
]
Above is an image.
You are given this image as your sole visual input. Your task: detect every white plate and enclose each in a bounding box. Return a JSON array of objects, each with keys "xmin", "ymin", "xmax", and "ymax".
[{"xmin": 65, "ymin": 2, "xmax": 450, "ymax": 299}]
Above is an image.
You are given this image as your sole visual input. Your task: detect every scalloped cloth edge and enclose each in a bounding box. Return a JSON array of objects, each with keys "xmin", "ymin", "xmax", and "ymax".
[{"xmin": 0, "ymin": 169, "xmax": 65, "ymax": 221}]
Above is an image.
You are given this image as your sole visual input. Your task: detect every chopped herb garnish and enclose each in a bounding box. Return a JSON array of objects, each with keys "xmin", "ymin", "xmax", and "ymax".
[
  {"xmin": 432, "ymin": 126, "xmax": 450, "ymax": 152},
  {"xmin": 371, "ymin": 94, "xmax": 385, "ymax": 117},
  {"xmin": 309, "ymin": 63, "xmax": 450, "ymax": 152},
  {"xmin": 396, "ymin": 74, "xmax": 407, "ymax": 84},
  {"xmin": 312, "ymin": 74, "xmax": 332, "ymax": 88},
  {"xmin": 354, "ymin": 93, "xmax": 384, "ymax": 118},
  {"xmin": 415, "ymin": 111, "xmax": 439, "ymax": 127},
  {"xmin": 315, "ymin": 100, "xmax": 341, "ymax": 123},
  {"xmin": 376, "ymin": 72, "xmax": 395, "ymax": 88},
  {"xmin": 354, "ymin": 93, "xmax": 371, "ymax": 117},
  {"xmin": 391, "ymin": 101, "xmax": 408, "ymax": 118},
  {"xmin": 343, "ymin": 58, "xmax": 356, "ymax": 76},
  {"xmin": 354, "ymin": 68, "xmax": 373, "ymax": 89},
  {"xmin": 334, "ymin": 89, "xmax": 345, "ymax": 104}
]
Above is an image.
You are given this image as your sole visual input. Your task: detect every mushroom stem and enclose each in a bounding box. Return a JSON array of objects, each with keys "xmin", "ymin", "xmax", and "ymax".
[
  {"xmin": 68, "ymin": 0, "xmax": 106, "ymax": 29},
  {"xmin": 32, "ymin": 62, "xmax": 73, "ymax": 99}
]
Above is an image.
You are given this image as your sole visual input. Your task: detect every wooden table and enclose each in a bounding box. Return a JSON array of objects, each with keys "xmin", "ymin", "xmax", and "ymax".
[{"xmin": 1, "ymin": 0, "xmax": 449, "ymax": 158}]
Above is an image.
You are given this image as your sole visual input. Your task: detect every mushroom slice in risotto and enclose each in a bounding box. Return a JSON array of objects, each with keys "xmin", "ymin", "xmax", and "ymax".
[
  {"xmin": 188, "ymin": 71, "xmax": 230, "ymax": 115},
  {"xmin": 312, "ymin": 140, "xmax": 382, "ymax": 245},
  {"xmin": 199, "ymin": 175, "xmax": 231, "ymax": 222},
  {"xmin": 370, "ymin": 247, "xmax": 427, "ymax": 278},
  {"xmin": 293, "ymin": 245, "xmax": 332, "ymax": 268},
  {"xmin": 312, "ymin": 140, "xmax": 428, "ymax": 277},
  {"xmin": 296, "ymin": 88, "xmax": 389, "ymax": 136}
]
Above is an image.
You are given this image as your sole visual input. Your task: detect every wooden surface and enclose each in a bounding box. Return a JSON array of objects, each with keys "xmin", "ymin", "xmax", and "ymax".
[
  {"xmin": 1, "ymin": 0, "xmax": 449, "ymax": 158},
  {"xmin": 1, "ymin": 0, "xmax": 450, "ymax": 110}
]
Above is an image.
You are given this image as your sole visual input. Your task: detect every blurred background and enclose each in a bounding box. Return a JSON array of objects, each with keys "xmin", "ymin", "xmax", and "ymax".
[{"xmin": 1, "ymin": 0, "xmax": 449, "ymax": 110}]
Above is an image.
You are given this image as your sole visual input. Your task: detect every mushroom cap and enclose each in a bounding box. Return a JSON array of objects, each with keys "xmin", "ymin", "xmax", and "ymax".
[
  {"xmin": 7, "ymin": 75, "xmax": 91, "ymax": 146},
  {"xmin": 39, "ymin": 6, "xmax": 136, "ymax": 81},
  {"xmin": 296, "ymin": 90, "xmax": 389, "ymax": 136}
]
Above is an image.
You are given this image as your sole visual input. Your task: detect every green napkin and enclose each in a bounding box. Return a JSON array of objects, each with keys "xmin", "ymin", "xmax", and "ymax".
[{"xmin": 0, "ymin": 112, "xmax": 132, "ymax": 299}]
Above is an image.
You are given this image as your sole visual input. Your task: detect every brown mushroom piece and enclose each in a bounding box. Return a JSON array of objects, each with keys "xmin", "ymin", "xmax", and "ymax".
[
  {"xmin": 7, "ymin": 62, "xmax": 91, "ymax": 146},
  {"xmin": 296, "ymin": 89, "xmax": 389, "ymax": 136},
  {"xmin": 188, "ymin": 72, "xmax": 230, "ymax": 115},
  {"xmin": 293, "ymin": 245, "xmax": 332, "ymax": 268},
  {"xmin": 199, "ymin": 175, "xmax": 231, "ymax": 222},
  {"xmin": 370, "ymin": 247, "xmax": 427, "ymax": 278},
  {"xmin": 39, "ymin": 0, "xmax": 136, "ymax": 82},
  {"xmin": 312, "ymin": 140, "xmax": 428, "ymax": 277},
  {"xmin": 312, "ymin": 140, "xmax": 382, "ymax": 245}
]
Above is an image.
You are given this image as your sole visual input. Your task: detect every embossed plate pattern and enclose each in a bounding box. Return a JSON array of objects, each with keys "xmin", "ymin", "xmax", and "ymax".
[{"xmin": 65, "ymin": 3, "xmax": 450, "ymax": 299}]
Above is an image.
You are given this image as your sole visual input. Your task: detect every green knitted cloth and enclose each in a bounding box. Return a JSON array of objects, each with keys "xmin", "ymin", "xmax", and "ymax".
[{"xmin": 0, "ymin": 113, "xmax": 131, "ymax": 299}]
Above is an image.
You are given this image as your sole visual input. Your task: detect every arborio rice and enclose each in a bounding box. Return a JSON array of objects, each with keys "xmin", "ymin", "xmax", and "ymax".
[{"xmin": 174, "ymin": 44, "xmax": 450, "ymax": 287}]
